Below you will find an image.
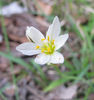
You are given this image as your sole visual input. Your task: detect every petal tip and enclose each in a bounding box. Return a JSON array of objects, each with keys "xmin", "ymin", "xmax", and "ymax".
[
  {"xmin": 54, "ymin": 16, "xmax": 59, "ymax": 22},
  {"xmin": 49, "ymin": 52, "xmax": 64, "ymax": 64},
  {"xmin": 16, "ymin": 45, "xmax": 21, "ymax": 52},
  {"xmin": 54, "ymin": 16, "xmax": 59, "ymax": 19},
  {"xmin": 63, "ymin": 33, "xmax": 69, "ymax": 40},
  {"xmin": 27, "ymin": 26, "xmax": 30, "ymax": 29}
]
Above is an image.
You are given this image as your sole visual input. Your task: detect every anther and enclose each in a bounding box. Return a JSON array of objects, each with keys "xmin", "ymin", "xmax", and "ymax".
[
  {"xmin": 47, "ymin": 47, "xmax": 50, "ymax": 52},
  {"xmin": 48, "ymin": 36, "xmax": 50, "ymax": 41},
  {"xmin": 41, "ymin": 38, "xmax": 45, "ymax": 41},
  {"xmin": 36, "ymin": 45, "xmax": 40, "ymax": 49},
  {"xmin": 52, "ymin": 40, "xmax": 55, "ymax": 44}
]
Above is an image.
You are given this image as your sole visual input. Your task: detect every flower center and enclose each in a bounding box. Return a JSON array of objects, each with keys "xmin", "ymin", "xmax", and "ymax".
[
  {"xmin": 36, "ymin": 36, "xmax": 55, "ymax": 55},
  {"xmin": 41, "ymin": 40, "xmax": 55, "ymax": 54}
]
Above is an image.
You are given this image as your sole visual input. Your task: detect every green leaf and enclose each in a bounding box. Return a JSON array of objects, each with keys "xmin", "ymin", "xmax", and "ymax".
[
  {"xmin": 0, "ymin": 52, "xmax": 32, "ymax": 70},
  {"xmin": 72, "ymin": 57, "xmax": 81, "ymax": 70},
  {"xmin": 30, "ymin": 59, "xmax": 48, "ymax": 83},
  {"xmin": 64, "ymin": 60, "xmax": 75, "ymax": 71},
  {"xmin": 74, "ymin": 64, "xmax": 90, "ymax": 83},
  {"xmin": 66, "ymin": 14, "xmax": 84, "ymax": 40},
  {"xmin": 44, "ymin": 78, "xmax": 69, "ymax": 92}
]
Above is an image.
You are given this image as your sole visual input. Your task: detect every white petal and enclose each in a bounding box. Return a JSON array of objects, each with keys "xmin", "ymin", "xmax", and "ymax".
[
  {"xmin": 16, "ymin": 42, "xmax": 41, "ymax": 55},
  {"xmin": 26, "ymin": 26, "xmax": 45, "ymax": 45},
  {"xmin": 55, "ymin": 34, "xmax": 69, "ymax": 50},
  {"xmin": 35, "ymin": 54, "xmax": 50, "ymax": 65},
  {"xmin": 49, "ymin": 52, "xmax": 64, "ymax": 64},
  {"xmin": 46, "ymin": 16, "xmax": 61, "ymax": 40}
]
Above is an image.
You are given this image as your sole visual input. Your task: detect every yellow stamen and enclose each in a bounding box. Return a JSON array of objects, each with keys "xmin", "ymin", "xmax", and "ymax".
[
  {"xmin": 47, "ymin": 47, "xmax": 50, "ymax": 52},
  {"xmin": 48, "ymin": 36, "xmax": 50, "ymax": 41},
  {"xmin": 41, "ymin": 38, "xmax": 45, "ymax": 41},
  {"xmin": 36, "ymin": 45, "xmax": 40, "ymax": 49},
  {"xmin": 52, "ymin": 40, "xmax": 55, "ymax": 45}
]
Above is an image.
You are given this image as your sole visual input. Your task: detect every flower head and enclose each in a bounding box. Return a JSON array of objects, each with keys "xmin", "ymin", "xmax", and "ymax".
[{"xmin": 16, "ymin": 16, "xmax": 69, "ymax": 65}]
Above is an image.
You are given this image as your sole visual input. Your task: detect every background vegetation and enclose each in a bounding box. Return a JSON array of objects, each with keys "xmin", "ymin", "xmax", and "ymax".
[{"xmin": 0, "ymin": 0, "xmax": 94, "ymax": 100}]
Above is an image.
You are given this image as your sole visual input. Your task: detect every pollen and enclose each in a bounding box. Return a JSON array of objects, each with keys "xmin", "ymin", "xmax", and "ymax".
[
  {"xmin": 47, "ymin": 47, "xmax": 50, "ymax": 52},
  {"xmin": 36, "ymin": 45, "xmax": 40, "ymax": 49},
  {"xmin": 48, "ymin": 36, "xmax": 50, "ymax": 41},
  {"xmin": 41, "ymin": 38, "xmax": 45, "ymax": 41}
]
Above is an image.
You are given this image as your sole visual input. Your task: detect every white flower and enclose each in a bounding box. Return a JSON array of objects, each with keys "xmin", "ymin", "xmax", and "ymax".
[{"xmin": 16, "ymin": 16, "xmax": 69, "ymax": 65}]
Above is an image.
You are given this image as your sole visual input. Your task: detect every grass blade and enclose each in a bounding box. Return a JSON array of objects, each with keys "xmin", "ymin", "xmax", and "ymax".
[{"xmin": 0, "ymin": 52, "xmax": 32, "ymax": 70}]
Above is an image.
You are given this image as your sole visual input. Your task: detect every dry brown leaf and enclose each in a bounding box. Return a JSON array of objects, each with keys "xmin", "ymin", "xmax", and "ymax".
[
  {"xmin": 5, "ymin": 13, "xmax": 47, "ymax": 42},
  {"xmin": 57, "ymin": 85, "xmax": 78, "ymax": 99},
  {"xmin": 0, "ymin": 56, "xmax": 9, "ymax": 71},
  {"xmin": 4, "ymin": 85, "xmax": 17, "ymax": 97},
  {"xmin": 36, "ymin": 0, "xmax": 52, "ymax": 15},
  {"xmin": 35, "ymin": 16, "xmax": 49, "ymax": 28},
  {"xmin": 0, "ymin": 34, "xmax": 3, "ymax": 43},
  {"xmin": 8, "ymin": 33, "xmax": 27, "ymax": 43},
  {"xmin": 47, "ymin": 84, "xmax": 78, "ymax": 100},
  {"xmin": 89, "ymin": 93, "xmax": 94, "ymax": 100}
]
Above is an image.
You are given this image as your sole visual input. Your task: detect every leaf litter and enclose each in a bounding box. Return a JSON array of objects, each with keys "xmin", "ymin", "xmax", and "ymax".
[{"xmin": 0, "ymin": 0, "xmax": 92, "ymax": 100}]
